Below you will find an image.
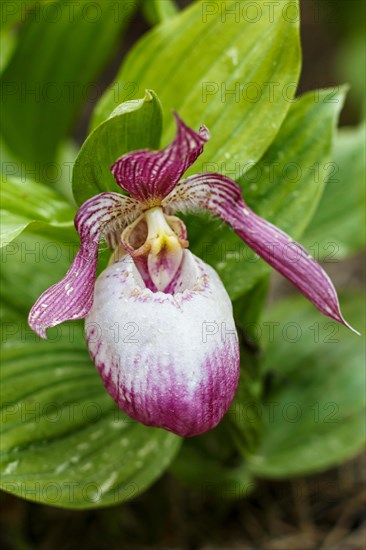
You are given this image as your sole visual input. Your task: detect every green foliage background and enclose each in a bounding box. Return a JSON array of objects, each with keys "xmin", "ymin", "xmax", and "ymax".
[{"xmin": 0, "ymin": 0, "xmax": 365, "ymax": 510}]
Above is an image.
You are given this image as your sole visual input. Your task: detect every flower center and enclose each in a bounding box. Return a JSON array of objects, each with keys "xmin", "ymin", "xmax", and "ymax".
[
  {"xmin": 120, "ymin": 207, "xmax": 188, "ymax": 292},
  {"xmin": 145, "ymin": 207, "xmax": 182, "ymax": 257}
]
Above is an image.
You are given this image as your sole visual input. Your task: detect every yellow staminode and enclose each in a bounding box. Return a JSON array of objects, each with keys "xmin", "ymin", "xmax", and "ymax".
[{"xmin": 145, "ymin": 207, "xmax": 182, "ymax": 256}]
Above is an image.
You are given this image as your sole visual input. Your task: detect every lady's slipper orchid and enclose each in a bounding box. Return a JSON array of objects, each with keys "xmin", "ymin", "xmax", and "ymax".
[{"xmin": 29, "ymin": 113, "xmax": 358, "ymax": 437}]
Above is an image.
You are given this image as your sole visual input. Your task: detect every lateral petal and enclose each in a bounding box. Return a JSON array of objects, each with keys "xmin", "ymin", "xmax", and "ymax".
[
  {"xmin": 28, "ymin": 192, "xmax": 141, "ymax": 338},
  {"xmin": 164, "ymin": 173, "xmax": 359, "ymax": 334}
]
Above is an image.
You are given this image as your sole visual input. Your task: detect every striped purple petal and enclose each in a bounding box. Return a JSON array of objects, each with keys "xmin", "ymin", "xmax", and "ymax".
[
  {"xmin": 85, "ymin": 250, "xmax": 240, "ymax": 437},
  {"xmin": 163, "ymin": 174, "xmax": 359, "ymax": 334},
  {"xmin": 28, "ymin": 192, "xmax": 141, "ymax": 339},
  {"xmin": 110, "ymin": 113, "xmax": 210, "ymax": 202}
]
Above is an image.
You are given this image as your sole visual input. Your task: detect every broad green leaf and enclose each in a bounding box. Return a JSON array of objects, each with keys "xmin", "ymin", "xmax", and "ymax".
[
  {"xmin": 0, "ymin": 231, "xmax": 110, "ymax": 331},
  {"xmin": 186, "ymin": 88, "xmax": 346, "ymax": 300},
  {"xmin": 246, "ymin": 294, "xmax": 365, "ymax": 478},
  {"xmin": 0, "ymin": 177, "xmax": 76, "ymax": 246},
  {"xmin": 303, "ymin": 124, "xmax": 366, "ymax": 260},
  {"xmin": 0, "ymin": 0, "xmax": 137, "ymax": 166},
  {"xmin": 141, "ymin": 0, "xmax": 178, "ymax": 25},
  {"xmin": 93, "ymin": 0, "xmax": 301, "ymax": 175},
  {"xmin": 73, "ymin": 90, "xmax": 163, "ymax": 205},
  {"xmin": 240, "ymin": 87, "xmax": 347, "ymax": 233},
  {"xmin": 0, "ymin": 235, "xmax": 181, "ymax": 509},
  {"xmin": 0, "ymin": 335, "xmax": 181, "ymax": 509},
  {"xmin": 0, "ymin": 234, "xmax": 78, "ymax": 324}
]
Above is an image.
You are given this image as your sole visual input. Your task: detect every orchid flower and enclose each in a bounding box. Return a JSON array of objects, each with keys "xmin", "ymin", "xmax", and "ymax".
[{"xmin": 29, "ymin": 114, "xmax": 357, "ymax": 437}]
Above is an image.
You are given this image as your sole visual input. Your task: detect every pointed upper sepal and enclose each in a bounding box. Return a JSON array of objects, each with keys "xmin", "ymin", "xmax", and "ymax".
[
  {"xmin": 164, "ymin": 173, "xmax": 360, "ymax": 335},
  {"xmin": 110, "ymin": 113, "xmax": 210, "ymax": 202}
]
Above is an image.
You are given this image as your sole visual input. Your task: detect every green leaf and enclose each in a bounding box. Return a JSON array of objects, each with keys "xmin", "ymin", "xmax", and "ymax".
[
  {"xmin": 229, "ymin": 278, "xmax": 270, "ymax": 453},
  {"xmin": 0, "ymin": 2, "xmax": 38, "ymax": 74},
  {"xmin": 186, "ymin": 88, "xmax": 346, "ymax": 300},
  {"xmin": 0, "ymin": 26, "xmax": 16, "ymax": 73},
  {"xmin": 233, "ymin": 276, "xmax": 270, "ymax": 337},
  {"xmin": 0, "ymin": 335, "xmax": 181, "ymax": 509},
  {"xmin": 141, "ymin": 0, "xmax": 178, "ymax": 25},
  {"xmin": 0, "ymin": 234, "xmax": 77, "ymax": 324},
  {"xmin": 336, "ymin": 32, "xmax": 366, "ymax": 117},
  {"xmin": 53, "ymin": 140, "xmax": 79, "ymax": 205},
  {"xmin": 0, "ymin": 2, "xmax": 37, "ymax": 29},
  {"xmin": 0, "ymin": 177, "xmax": 76, "ymax": 246},
  {"xmin": 302, "ymin": 124, "xmax": 366, "ymax": 260},
  {"xmin": 0, "ymin": 232, "xmax": 181, "ymax": 508},
  {"xmin": 240, "ymin": 87, "xmax": 347, "ymax": 234},
  {"xmin": 93, "ymin": 0, "xmax": 301, "ymax": 173},
  {"xmin": 171, "ymin": 420, "xmax": 253, "ymax": 499},
  {"xmin": 0, "ymin": 0, "xmax": 137, "ymax": 165},
  {"xmin": 246, "ymin": 294, "xmax": 365, "ymax": 478},
  {"xmin": 73, "ymin": 90, "xmax": 163, "ymax": 205}
]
